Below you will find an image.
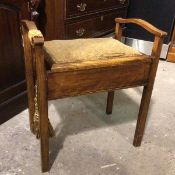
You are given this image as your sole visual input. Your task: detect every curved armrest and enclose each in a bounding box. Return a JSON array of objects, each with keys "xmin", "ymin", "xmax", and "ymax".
[
  {"xmin": 22, "ymin": 20, "xmax": 44, "ymax": 45},
  {"xmin": 115, "ymin": 18, "xmax": 167, "ymax": 38}
]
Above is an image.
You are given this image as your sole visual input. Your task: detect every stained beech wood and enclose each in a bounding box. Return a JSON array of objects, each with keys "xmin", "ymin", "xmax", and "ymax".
[
  {"xmin": 22, "ymin": 19, "xmax": 42, "ymax": 132},
  {"xmin": 47, "ymin": 61, "xmax": 151, "ymax": 100},
  {"xmin": 22, "ymin": 25, "xmax": 35, "ymax": 132},
  {"xmin": 115, "ymin": 22, "xmax": 123, "ymax": 40},
  {"xmin": 133, "ymin": 36, "xmax": 166, "ymax": 146},
  {"xmin": 106, "ymin": 19, "xmax": 123, "ymax": 115},
  {"xmin": 22, "ymin": 20, "xmax": 49, "ymax": 172},
  {"xmin": 22, "ymin": 18, "xmax": 166, "ymax": 172},
  {"xmin": 115, "ymin": 18, "xmax": 167, "ymax": 37},
  {"xmin": 114, "ymin": 19, "xmax": 167, "ymax": 147},
  {"xmin": 106, "ymin": 91, "xmax": 115, "ymax": 114},
  {"xmin": 35, "ymin": 44, "xmax": 49, "ymax": 172},
  {"xmin": 115, "ymin": 18, "xmax": 167, "ymax": 146},
  {"xmin": 34, "ymin": 37, "xmax": 49, "ymax": 172}
]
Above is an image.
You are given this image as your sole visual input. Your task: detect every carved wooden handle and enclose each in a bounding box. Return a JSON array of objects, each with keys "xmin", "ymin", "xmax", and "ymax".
[
  {"xmin": 77, "ymin": 3, "xmax": 87, "ymax": 12},
  {"xmin": 115, "ymin": 18, "xmax": 167, "ymax": 37},
  {"xmin": 76, "ymin": 28, "xmax": 86, "ymax": 37}
]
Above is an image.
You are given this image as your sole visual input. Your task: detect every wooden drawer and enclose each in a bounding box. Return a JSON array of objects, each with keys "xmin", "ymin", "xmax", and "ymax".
[
  {"xmin": 66, "ymin": 0, "xmax": 129, "ymax": 18},
  {"xmin": 65, "ymin": 9, "xmax": 127, "ymax": 39}
]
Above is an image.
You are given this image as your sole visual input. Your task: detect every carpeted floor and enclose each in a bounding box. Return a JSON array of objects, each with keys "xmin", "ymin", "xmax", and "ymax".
[{"xmin": 0, "ymin": 60, "xmax": 175, "ymax": 175}]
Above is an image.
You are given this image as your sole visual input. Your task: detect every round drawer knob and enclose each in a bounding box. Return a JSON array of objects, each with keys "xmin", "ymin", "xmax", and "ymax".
[
  {"xmin": 77, "ymin": 3, "xmax": 87, "ymax": 12},
  {"xmin": 76, "ymin": 28, "xmax": 86, "ymax": 37},
  {"xmin": 119, "ymin": 0, "xmax": 126, "ymax": 4}
]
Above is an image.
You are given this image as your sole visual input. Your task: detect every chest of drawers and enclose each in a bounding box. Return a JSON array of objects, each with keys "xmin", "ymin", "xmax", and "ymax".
[{"xmin": 38, "ymin": 0, "xmax": 129, "ymax": 40}]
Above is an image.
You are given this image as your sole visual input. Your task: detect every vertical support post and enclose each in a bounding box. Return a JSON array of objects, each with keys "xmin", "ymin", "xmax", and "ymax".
[
  {"xmin": 133, "ymin": 35, "xmax": 165, "ymax": 146},
  {"xmin": 106, "ymin": 91, "xmax": 115, "ymax": 114},
  {"xmin": 106, "ymin": 22, "xmax": 123, "ymax": 115},
  {"xmin": 115, "ymin": 22, "xmax": 123, "ymax": 40},
  {"xmin": 22, "ymin": 27, "xmax": 35, "ymax": 133},
  {"xmin": 35, "ymin": 42, "xmax": 49, "ymax": 172}
]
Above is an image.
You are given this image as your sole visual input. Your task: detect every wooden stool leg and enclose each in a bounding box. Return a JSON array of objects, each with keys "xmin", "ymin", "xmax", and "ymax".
[
  {"xmin": 133, "ymin": 35, "xmax": 165, "ymax": 147},
  {"xmin": 40, "ymin": 110, "xmax": 49, "ymax": 172},
  {"xmin": 37, "ymin": 82, "xmax": 49, "ymax": 172},
  {"xmin": 37, "ymin": 83, "xmax": 48, "ymax": 172},
  {"xmin": 133, "ymin": 85, "xmax": 153, "ymax": 147},
  {"xmin": 35, "ymin": 44, "xmax": 49, "ymax": 172},
  {"xmin": 106, "ymin": 91, "xmax": 115, "ymax": 114}
]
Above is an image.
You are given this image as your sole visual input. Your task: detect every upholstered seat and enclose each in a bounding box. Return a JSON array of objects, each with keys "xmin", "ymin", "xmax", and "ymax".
[{"xmin": 44, "ymin": 38, "xmax": 142, "ymax": 65}]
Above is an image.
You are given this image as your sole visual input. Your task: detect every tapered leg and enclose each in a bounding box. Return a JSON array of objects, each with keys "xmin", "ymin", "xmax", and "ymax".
[
  {"xmin": 133, "ymin": 85, "xmax": 153, "ymax": 147},
  {"xmin": 35, "ymin": 44, "xmax": 49, "ymax": 172},
  {"xmin": 133, "ymin": 35, "xmax": 165, "ymax": 146},
  {"xmin": 40, "ymin": 110, "xmax": 49, "ymax": 172},
  {"xmin": 106, "ymin": 91, "xmax": 115, "ymax": 114},
  {"xmin": 37, "ymin": 79, "xmax": 49, "ymax": 172}
]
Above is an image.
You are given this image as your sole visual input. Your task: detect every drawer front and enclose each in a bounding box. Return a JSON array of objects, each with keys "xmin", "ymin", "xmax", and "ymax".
[
  {"xmin": 65, "ymin": 9, "xmax": 127, "ymax": 39},
  {"xmin": 66, "ymin": 0, "xmax": 129, "ymax": 18}
]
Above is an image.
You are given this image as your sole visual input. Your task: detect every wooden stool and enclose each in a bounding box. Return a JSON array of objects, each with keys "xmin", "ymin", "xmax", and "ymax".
[{"xmin": 22, "ymin": 18, "xmax": 166, "ymax": 172}]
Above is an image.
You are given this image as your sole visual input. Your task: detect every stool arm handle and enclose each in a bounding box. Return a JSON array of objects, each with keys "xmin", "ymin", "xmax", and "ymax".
[{"xmin": 115, "ymin": 18, "xmax": 167, "ymax": 38}]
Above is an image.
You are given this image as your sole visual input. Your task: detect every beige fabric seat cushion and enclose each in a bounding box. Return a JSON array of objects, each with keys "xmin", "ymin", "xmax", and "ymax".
[{"xmin": 44, "ymin": 38, "xmax": 142, "ymax": 64}]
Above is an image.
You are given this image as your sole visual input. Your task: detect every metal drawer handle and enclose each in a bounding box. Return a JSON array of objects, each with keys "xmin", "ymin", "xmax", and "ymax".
[
  {"xmin": 77, "ymin": 3, "xmax": 87, "ymax": 12},
  {"xmin": 119, "ymin": 0, "xmax": 126, "ymax": 4},
  {"xmin": 76, "ymin": 28, "xmax": 86, "ymax": 37}
]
